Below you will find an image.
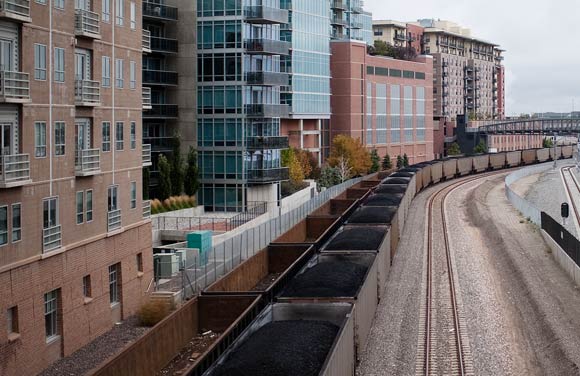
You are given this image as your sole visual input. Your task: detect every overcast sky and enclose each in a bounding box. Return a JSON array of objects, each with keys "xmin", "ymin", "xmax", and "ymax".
[{"xmin": 364, "ymin": 0, "xmax": 580, "ymax": 116}]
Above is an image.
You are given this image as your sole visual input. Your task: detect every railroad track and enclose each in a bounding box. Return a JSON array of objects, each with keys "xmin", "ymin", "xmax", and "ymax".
[
  {"xmin": 416, "ymin": 171, "xmax": 511, "ymax": 376},
  {"xmin": 560, "ymin": 166, "xmax": 580, "ymax": 228}
]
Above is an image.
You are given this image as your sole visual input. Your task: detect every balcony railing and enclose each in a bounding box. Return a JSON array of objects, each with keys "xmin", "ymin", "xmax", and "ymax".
[
  {"xmin": 75, "ymin": 148, "xmax": 100, "ymax": 176},
  {"xmin": 144, "ymin": 103, "xmax": 178, "ymax": 119},
  {"xmin": 43, "ymin": 225, "xmax": 62, "ymax": 253},
  {"xmin": 75, "ymin": 79, "xmax": 100, "ymax": 106},
  {"xmin": 0, "ymin": 153, "xmax": 30, "ymax": 188},
  {"xmin": 244, "ymin": 39, "xmax": 290, "ymax": 56},
  {"xmin": 108, "ymin": 209, "xmax": 122, "ymax": 232},
  {"xmin": 331, "ymin": 16, "xmax": 348, "ymax": 26},
  {"xmin": 394, "ymin": 33, "xmax": 407, "ymax": 41},
  {"xmin": 143, "ymin": 1, "xmax": 177, "ymax": 21},
  {"xmin": 74, "ymin": 9, "xmax": 100, "ymax": 39},
  {"xmin": 142, "ymin": 29, "xmax": 151, "ymax": 53},
  {"xmin": 351, "ymin": 5, "xmax": 363, "ymax": 13},
  {"xmin": 331, "ymin": 0, "xmax": 346, "ymax": 9},
  {"xmin": 245, "ymin": 104, "xmax": 289, "ymax": 118},
  {"xmin": 246, "ymin": 136, "xmax": 289, "ymax": 150},
  {"xmin": 142, "ymin": 87, "xmax": 152, "ymax": 109},
  {"xmin": 0, "ymin": 0, "xmax": 30, "ymax": 22},
  {"xmin": 143, "ymin": 200, "xmax": 151, "ymax": 219},
  {"xmin": 143, "ymin": 69, "xmax": 178, "ymax": 86},
  {"xmin": 142, "ymin": 144, "xmax": 152, "ymax": 167},
  {"xmin": 0, "ymin": 71, "xmax": 29, "ymax": 102},
  {"xmin": 246, "ymin": 71, "xmax": 288, "ymax": 86},
  {"xmin": 144, "ymin": 137, "xmax": 173, "ymax": 152},
  {"xmin": 150, "ymin": 36, "xmax": 178, "ymax": 53},
  {"xmin": 332, "ymin": 30, "xmax": 346, "ymax": 39},
  {"xmin": 351, "ymin": 21, "xmax": 363, "ymax": 29},
  {"xmin": 247, "ymin": 167, "xmax": 289, "ymax": 183},
  {"xmin": 244, "ymin": 5, "xmax": 288, "ymax": 24}
]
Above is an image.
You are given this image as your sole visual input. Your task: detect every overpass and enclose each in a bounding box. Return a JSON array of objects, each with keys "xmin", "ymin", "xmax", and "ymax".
[{"xmin": 476, "ymin": 118, "xmax": 580, "ymax": 135}]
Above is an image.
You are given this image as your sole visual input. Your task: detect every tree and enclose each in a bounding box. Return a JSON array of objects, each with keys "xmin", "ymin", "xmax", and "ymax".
[
  {"xmin": 382, "ymin": 154, "xmax": 392, "ymax": 170},
  {"xmin": 403, "ymin": 154, "xmax": 409, "ymax": 167},
  {"xmin": 184, "ymin": 147, "xmax": 200, "ymax": 196},
  {"xmin": 296, "ymin": 149, "xmax": 314, "ymax": 179},
  {"xmin": 170, "ymin": 134, "xmax": 184, "ymax": 196},
  {"xmin": 327, "ymin": 135, "xmax": 371, "ymax": 178},
  {"xmin": 282, "ymin": 148, "xmax": 305, "ymax": 184},
  {"xmin": 158, "ymin": 154, "xmax": 172, "ymax": 201},
  {"xmin": 396, "ymin": 155, "xmax": 404, "ymax": 169},
  {"xmin": 372, "ymin": 40, "xmax": 394, "ymax": 57},
  {"xmin": 336, "ymin": 156, "xmax": 352, "ymax": 183},
  {"xmin": 318, "ymin": 165, "xmax": 341, "ymax": 188},
  {"xmin": 473, "ymin": 140, "xmax": 487, "ymax": 154},
  {"xmin": 370, "ymin": 149, "xmax": 380, "ymax": 173},
  {"xmin": 142, "ymin": 167, "xmax": 150, "ymax": 200},
  {"xmin": 543, "ymin": 137, "xmax": 554, "ymax": 148},
  {"xmin": 448, "ymin": 142, "xmax": 462, "ymax": 156}
]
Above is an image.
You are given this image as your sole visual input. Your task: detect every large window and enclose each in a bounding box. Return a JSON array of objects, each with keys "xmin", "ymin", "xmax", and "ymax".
[
  {"xmin": 34, "ymin": 44, "xmax": 47, "ymax": 80},
  {"xmin": 35, "ymin": 122, "xmax": 47, "ymax": 157},
  {"xmin": 86, "ymin": 190, "xmax": 93, "ymax": 222},
  {"xmin": 130, "ymin": 182, "xmax": 136, "ymax": 209},
  {"xmin": 403, "ymin": 86, "xmax": 413, "ymax": 142},
  {"xmin": 102, "ymin": 56, "xmax": 111, "ymax": 87},
  {"xmin": 115, "ymin": 122, "xmax": 124, "ymax": 150},
  {"xmin": 115, "ymin": 0, "xmax": 124, "ymax": 26},
  {"xmin": 108, "ymin": 185, "xmax": 119, "ymax": 211},
  {"xmin": 43, "ymin": 198, "xmax": 58, "ymax": 229},
  {"xmin": 416, "ymin": 87, "xmax": 426, "ymax": 142},
  {"xmin": 54, "ymin": 122, "xmax": 65, "ymax": 156},
  {"xmin": 11, "ymin": 203, "xmax": 21, "ymax": 242},
  {"xmin": 129, "ymin": 61, "xmax": 136, "ymax": 89},
  {"xmin": 390, "ymin": 85, "xmax": 401, "ymax": 144},
  {"xmin": 54, "ymin": 48, "xmax": 65, "ymax": 82},
  {"xmin": 130, "ymin": 1, "xmax": 136, "ymax": 29},
  {"xmin": 376, "ymin": 84, "xmax": 387, "ymax": 145},
  {"xmin": 102, "ymin": 0, "xmax": 111, "ymax": 22},
  {"xmin": 76, "ymin": 191, "xmax": 84, "ymax": 224},
  {"xmin": 0, "ymin": 206, "xmax": 7, "ymax": 246},
  {"xmin": 109, "ymin": 264, "xmax": 120, "ymax": 305},
  {"xmin": 44, "ymin": 290, "xmax": 59, "ymax": 340},
  {"xmin": 130, "ymin": 122, "xmax": 136, "ymax": 149},
  {"xmin": 115, "ymin": 59, "xmax": 124, "ymax": 88},
  {"xmin": 102, "ymin": 122, "xmax": 111, "ymax": 152}
]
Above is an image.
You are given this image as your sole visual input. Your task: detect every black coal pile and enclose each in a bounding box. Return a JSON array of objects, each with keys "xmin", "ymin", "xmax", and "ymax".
[
  {"xmin": 400, "ymin": 167, "xmax": 421, "ymax": 173},
  {"xmin": 281, "ymin": 260, "xmax": 368, "ymax": 297},
  {"xmin": 325, "ymin": 227, "xmax": 386, "ymax": 250},
  {"xmin": 389, "ymin": 172, "xmax": 414, "ymax": 178},
  {"xmin": 364, "ymin": 194, "xmax": 403, "ymax": 206},
  {"xmin": 349, "ymin": 206, "xmax": 397, "ymax": 224},
  {"xmin": 211, "ymin": 320, "xmax": 339, "ymax": 376},
  {"xmin": 381, "ymin": 177, "xmax": 411, "ymax": 185},
  {"xmin": 374, "ymin": 184, "xmax": 407, "ymax": 194}
]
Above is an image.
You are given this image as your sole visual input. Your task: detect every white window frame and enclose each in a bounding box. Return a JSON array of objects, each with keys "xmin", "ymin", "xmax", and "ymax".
[
  {"xmin": 102, "ymin": 56, "xmax": 111, "ymax": 87},
  {"xmin": 115, "ymin": 122, "xmax": 124, "ymax": 151},
  {"xmin": 54, "ymin": 121, "xmax": 65, "ymax": 156},
  {"xmin": 34, "ymin": 44, "xmax": 47, "ymax": 81},
  {"xmin": 130, "ymin": 1, "xmax": 136, "ymax": 30},
  {"xmin": 76, "ymin": 191, "xmax": 84, "ymax": 224},
  {"xmin": 102, "ymin": 122, "xmax": 111, "ymax": 152},
  {"xmin": 54, "ymin": 48, "xmax": 65, "ymax": 82},
  {"xmin": 0, "ymin": 205, "xmax": 7, "ymax": 246},
  {"xmin": 102, "ymin": 0, "xmax": 111, "ymax": 22},
  {"xmin": 115, "ymin": 59, "xmax": 124, "ymax": 88},
  {"xmin": 129, "ymin": 61, "xmax": 136, "ymax": 90},
  {"xmin": 130, "ymin": 181, "xmax": 136, "ymax": 209},
  {"xmin": 86, "ymin": 190, "xmax": 93, "ymax": 222},
  {"xmin": 108, "ymin": 185, "xmax": 119, "ymax": 211},
  {"xmin": 109, "ymin": 264, "xmax": 120, "ymax": 305},
  {"xmin": 130, "ymin": 121, "xmax": 136, "ymax": 149},
  {"xmin": 44, "ymin": 290, "xmax": 59, "ymax": 341},
  {"xmin": 11, "ymin": 203, "xmax": 21, "ymax": 243},
  {"xmin": 43, "ymin": 197, "xmax": 59, "ymax": 230},
  {"xmin": 115, "ymin": 0, "xmax": 124, "ymax": 26},
  {"xmin": 36, "ymin": 0, "xmax": 46, "ymax": 5},
  {"xmin": 35, "ymin": 122, "xmax": 47, "ymax": 158},
  {"xmin": 54, "ymin": 0, "xmax": 64, "ymax": 10}
]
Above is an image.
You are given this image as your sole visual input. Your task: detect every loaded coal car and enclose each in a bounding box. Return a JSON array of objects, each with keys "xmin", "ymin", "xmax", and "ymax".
[
  {"xmin": 562, "ymin": 145, "xmax": 574, "ymax": 159},
  {"xmin": 385, "ymin": 171, "xmax": 417, "ymax": 200},
  {"xmin": 488, "ymin": 153, "xmax": 505, "ymax": 170},
  {"xmin": 522, "ymin": 149, "xmax": 537, "ymax": 165},
  {"xmin": 372, "ymin": 184, "xmax": 410, "ymax": 229},
  {"xmin": 430, "ymin": 160, "xmax": 444, "ymax": 184},
  {"xmin": 363, "ymin": 192, "xmax": 407, "ymax": 229},
  {"xmin": 202, "ymin": 302, "xmax": 355, "ymax": 376},
  {"xmin": 537, "ymin": 148, "xmax": 550, "ymax": 163},
  {"xmin": 417, "ymin": 162, "xmax": 433, "ymax": 187},
  {"xmin": 457, "ymin": 157, "xmax": 473, "ymax": 176},
  {"xmin": 277, "ymin": 253, "xmax": 378, "ymax": 360},
  {"xmin": 506, "ymin": 151, "xmax": 522, "ymax": 167},
  {"xmin": 442, "ymin": 159, "xmax": 458, "ymax": 180},
  {"xmin": 399, "ymin": 166, "xmax": 424, "ymax": 193}
]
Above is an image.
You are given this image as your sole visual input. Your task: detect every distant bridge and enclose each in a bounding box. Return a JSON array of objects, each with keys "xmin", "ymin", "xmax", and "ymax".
[{"xmin": 477, "ymin": 118, "xmax": 580, "ymax": 135}]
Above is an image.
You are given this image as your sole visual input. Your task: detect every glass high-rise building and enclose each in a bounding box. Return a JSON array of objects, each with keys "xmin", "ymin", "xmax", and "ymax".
[
  {"xmin": 331, "ymin": 0, "xmax": 372, "ymax": 44},
  {"xmin": 197, "ymin": 0, "xmax": 291, "ymax": 211}
]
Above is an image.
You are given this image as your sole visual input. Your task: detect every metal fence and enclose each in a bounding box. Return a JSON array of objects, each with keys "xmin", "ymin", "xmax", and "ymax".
[{"xmin": 153, "ymin": 177, "xmax": 363, "ymax": 300}]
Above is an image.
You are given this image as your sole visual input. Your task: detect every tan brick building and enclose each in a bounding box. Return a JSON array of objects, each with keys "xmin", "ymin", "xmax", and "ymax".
[{"xmin": 0, "ymin": 1, "xmax": 153, "ymax": 375}]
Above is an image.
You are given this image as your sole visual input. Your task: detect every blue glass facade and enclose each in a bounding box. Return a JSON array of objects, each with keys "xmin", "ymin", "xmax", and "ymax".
[{"xmin": 331, "ymin": 0, "xmax": 373, "ymax": 44}]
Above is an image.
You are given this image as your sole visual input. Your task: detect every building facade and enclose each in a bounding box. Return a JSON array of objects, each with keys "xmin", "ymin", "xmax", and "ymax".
[
  {"xmin": 196, "ymin": 0, "xmax": 290, "ymax": 211},
  {"xmin": 330, "ymin": 0, "xmax": 372, "ymax": 44},
  {"xmin": 0, "ymin": 2, "xmax": 153, "ymax": 375},
  {"xmin": 330, "ymin": 41, "xmax": 434, "ymax": 165}
]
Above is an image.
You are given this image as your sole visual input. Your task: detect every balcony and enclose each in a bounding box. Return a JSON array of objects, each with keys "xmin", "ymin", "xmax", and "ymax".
[
  {"xmin": 245, "ymin": 104, "xmax": 289, "ymax": 118},
  {"xmin": 150, "ymin": 36, "xmax": 178, "ymax": 54},
  {"xmin": 143, "ymin": 200, "xmax": 151, "ymax": 219},
  {"xmin": 143, "ymin": 103, "xmax": 178, "ymax": 119},
  {"xmin": 0, "ymin": 0, "xmax": 31, "ymax": 22},
  {"xmin": 74, "ymin": 9, "xmax": 100, "ymax": 39},
  {"xmin": 0, "ymin": 153, "xmax": 30, "ymax": 188},
  {"xmin": 143, "ymin": 69, "xmax": 178, "ymax": 86},
  {"xmin": 246, "ymin": 71, "xmax": 288, "ymax": 86},
  {"xmin": 246, "ymin": 136, "xmax": 289, "ymax": 150},
  {"xmin": 142, "ymin": 87, "xmax": 152, "ymax": 109},
  {"xmin": 331, "ymin": 0, "xmax": 346, "ymax": 10},
  {"xmin": 75, "ymin": 79, "xmax": 100, "ymax": 106},
  {"xmin": 332, "ymin": 30, "xmax": 346, "ymax": 39},
  {"xmin": 244, "ymin": 39, "xmax": 290, "ymax": 56},
  {"xmin": 142, "ymin": 29, "xmax": 151, "ymax": 53},
  {"xmin": 244, "ymin": 5, "xmax": 288, "ymax": 24},
  {"xmin": 351, "ymin": 5, "xmax": 363, "ymax": 13},
  {"xmin": 108, "ymin": 209, "xmax": 122, "ymax": 232},
  {"xmin": 394, "ymin": 33, "xmax": 407, "ymax": 41},
  {"xmin": 0, "ymin": 71, "xmax": 29, "ymax": 103},
  {"xmin": 143, "ymin": 1, "xmax": 177, "ymax": 21},
  {"xmin": 351, "ymin": 21, "xmax": 363, "ymax": 29},
  {"xmin": 144, "ymin": 137, "xmax": 173, "ymax": 152},
  {"xmin": 75, "ymin": 148, "xmax": 100, "ymax": 177},
  {"xmin": 247, "ymin": 167, "xmax": 289, "ymax": 183},
  {"xmin": 43, "ymin": 225, "xmax": 62, "ymax": 253},
  {"xmin": 142, "ymin": 144, "xmax": 152, "ymax": 167},
  {"xmin": 331, "ymin": 16, "xmax": 348, "ymax": 26}
]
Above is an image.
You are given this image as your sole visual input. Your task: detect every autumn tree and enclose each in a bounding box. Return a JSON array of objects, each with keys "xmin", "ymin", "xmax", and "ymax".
[
  {"xmin": 382, "ymin": 154, "xmax": 392, "ymax": 170},
  {"xmin": 370, "ymin": 149, "xmax": 380, "ymax": 173},
  {"xmin": 327, "ymin": 135, "xmax": 371, "ymax": 178},
  {"xmin": 281, "ymin": 148, "xmax": 305, "ymax": 184}
]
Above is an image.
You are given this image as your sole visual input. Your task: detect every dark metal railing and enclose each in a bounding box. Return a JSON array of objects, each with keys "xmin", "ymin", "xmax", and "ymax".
[{"xmin": 143, "ymin": 1, "xmax": 177, "ymax": 20}]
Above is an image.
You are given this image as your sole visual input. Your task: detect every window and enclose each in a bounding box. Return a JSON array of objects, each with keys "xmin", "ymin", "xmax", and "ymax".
[
  {"xmin": 116, "ymin": 0, "xmax": 124, "ymax": 26},
  {"xmin": 76, "ymin": 191, "xmax": 84, "ymax": 224},
  {"xmin": 115, "ymin": 59, "xmax": 124, "ymax": 88},
  {"xmin": 54, "ymin": 0, "xmax": 63, "ymax": 7},
  {"xmin": 36, "ymin": 0, "xmax": 46, "ymax": 4},
  {"xmin": 130, "ymin": 1, "xmax": 136, "ymax": 29},
  {"xmin": 129, "ymin": 61, "xmax": 136, "ymax": 89},
  {"xmin": 44, "ymin": 290, "xmax": 59, "ymax": 340},
  {"xmin": 83, "ymin": 275, "xmax": 92, "ymax": 298},
  {"xmin": 86, "ymin": 190, "xmax": 93, "ymax": 222},
  {"xmin": 109, "ymin": 264, "xmax": 120, "ymax": 305},
  {"xmin": 102, "ymin": 122, "xmax": 111, "ymax": 152},
  {"xmin": 34, "ymin": 44, "xmax": 47, "ymax": 80},
  {"xmin": 35, "ymin": 122, "xmax": 47, "ymax": 157},
  {"xmin": 102, "ymin": 0, "xmax": 111, "ymax": 22},
  {"xmin": 115, "ymin": 122, "xmax": 124, "ymax": 150},
  {"xmin": 130, "ymin": 182, "xmax": 136, "ymax": 209},
  {"xmin": 43, "ymin": 198, "xmax": 58, "ymax": 229},
  {"xmin": 0, "ymin": 206, "xmax": 7, "ymax": 246},
  {"xmin": 54, "ymin": 48, "xmax": 65, "ymax": 82},
  {"xmin": 12, "ymin": 204, "xmax": 21, "ymax": 243},
  {"xmin": 102, "ymin": 56, "xmax": 111, "ymax": 87},
  {"xmin": 54, "ymin": 122, "xmax": 65, "ymax": 156},
  {"xmin": 7, "ymin": 306, "xmax": 18, "ymax": 336},
  {"xmin": 108, "ymin": 185, "xmax": 119, "ymax": 211},
  {"xmin": 136, "ymin": 253, "xmax": 143, "ymax": 273},
  {"xmin": 130, "ymin": 122, "xmax": 136, "ymax": 149}
]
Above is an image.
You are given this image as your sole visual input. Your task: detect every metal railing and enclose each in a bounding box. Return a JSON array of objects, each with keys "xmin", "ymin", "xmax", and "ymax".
[
  {"xmin": 0, "ymin": 71, "xmax": 29, "ymax": 101},
  {"xmin": 331, "ymin": 16, "xmax": 348, "ymax": 26},
  {"xmin": 0, "ymin": 0, "xmax": 30, "ymax": 19},
  {"xmin": 143, "ymin": 200, "xmax": 151, "ymax": 219},
  {"xmin": 144, "ymin": 103, "xmax": 178, "ymax": 118},
  {"xmin": 43, "ymin": 225, "xmax": 62, "ymax": 253},
  {"xmin": 75, "ymin": 79, "xmax": 100, "ymax": 105},
  {"xmin": 245, "ymin": 71, "xmax": 288, "ymax": 86},
  {"xmin": 150, "ymin": 36, "xmax": 178, "ymax": 53},
  {"xmin": 142, "ymin": 87, "xmax": 152, "ymax": 109},
  {"xmin": 75, "ymin": 148, "xmax": 100, "ymax": 175},
  {"xmin": 108, "ymin": 209, "xmax": 122, "ymax": 232},
  {"xmin": 331, "ymin": 0, "xmax": 346, "ymax": 9},
  {"xmin": 244, "ymin": 38, "xmax": 290, "ymax": 56},
  {"xmin": 143, "ymin": 69, "xmax": 178, "ymax": 85},
  {"xmin": 143, "ymin": 1, "xmax": 177, "ymax": 20},
  {"xmin": 0, "ymin": 153, "xmax": 30, "ymax": 186},
  {"xmin": 142, "ymin": 29, "xmax": 151, "ymax": 52},
  {"xmin": 244, "ymin": 5, "xmax": 288, "ymax": 24},
  {"xmin": 245, "ymin": 103, "xmax": 289, "ymax": 118},
  {"xmin": 247, "ymin": 167, "xmax": 289, "ymax": 183},
  {"xmin": 74, "ymin": 8, "xmax": 100, "ymax": 37},
  {"xmin": 142, "ymin": 144, "xmax": 152, "ymax": 167},
  {"xmin": 246, "ymin": 136, "xmax": 289, "ymax": 150}
]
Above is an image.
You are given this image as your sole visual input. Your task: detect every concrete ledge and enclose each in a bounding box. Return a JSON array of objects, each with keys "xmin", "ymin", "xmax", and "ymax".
[{"xmin": 541, "ymin": 230, "xmax": 580, "ymax": 286}]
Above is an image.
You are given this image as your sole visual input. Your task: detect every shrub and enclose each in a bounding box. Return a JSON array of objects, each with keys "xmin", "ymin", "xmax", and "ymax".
[{"xmin": 138, "ymin": 300, "xmax": 171, "ymax": 327}]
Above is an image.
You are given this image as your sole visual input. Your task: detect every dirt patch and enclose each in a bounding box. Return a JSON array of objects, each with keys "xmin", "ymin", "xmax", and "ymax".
[
  {"xmin": 509, "ymin": 172, "xmax": 540, "ymax": 197},
  {"xmin": 251, "ymin": 272, "xmax": 282, "ymax": 291},
  {"xmin": 158, "ymin": 331, "xmax": 221, "ymax": 376}
]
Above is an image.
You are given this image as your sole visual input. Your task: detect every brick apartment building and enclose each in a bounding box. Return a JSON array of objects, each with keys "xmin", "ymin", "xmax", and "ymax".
[
  {"xmin": 0, "ymin": 2, "xmax": 153, "ymax": 375},
  {"xmin": 330, "ymin": 41, "xmax": 434, "ymax": 165}
]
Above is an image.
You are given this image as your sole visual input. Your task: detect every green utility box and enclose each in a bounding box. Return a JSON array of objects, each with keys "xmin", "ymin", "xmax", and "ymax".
[{"xmin": 187, "ymin": 231, "xmax": 212, "ymax": 266}]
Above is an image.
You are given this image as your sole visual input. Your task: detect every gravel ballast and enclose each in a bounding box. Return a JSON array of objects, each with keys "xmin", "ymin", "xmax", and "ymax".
[
  {"xmin": 210, "ymin": 320, "xmax": 339, "ymax": 376},
  {"xmin": 349, "ymin": 206, "xmax": 397, "ymax": 224},
  {"xmin": 324, "ymin": 227, "xmax": 386, "ymax": 250}
]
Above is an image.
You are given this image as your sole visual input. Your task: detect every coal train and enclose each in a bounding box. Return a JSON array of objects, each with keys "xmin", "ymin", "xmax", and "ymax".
[{"xmin": 181, "ymin": 146, "xmax": 575, "ymax": 376}]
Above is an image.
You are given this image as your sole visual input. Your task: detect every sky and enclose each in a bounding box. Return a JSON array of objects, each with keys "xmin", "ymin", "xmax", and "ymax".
[{"xmin": 364, "ymin": 0, "xmax": 580, "ymax": 116}]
